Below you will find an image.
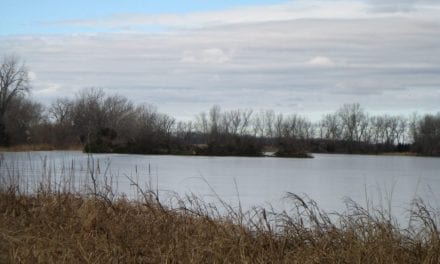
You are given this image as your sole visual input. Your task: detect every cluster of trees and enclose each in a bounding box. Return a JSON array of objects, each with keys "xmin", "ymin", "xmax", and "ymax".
[
  {"xmin": 1, "ymin": 56, "xmax": 440, "ymax": 157},
  {"xmin": 312, "ymin": 104, "xmax": 411, "ymax": 154},
  {"xmin": 411, "ymin": 113, "xmax": 440, "ymax": 156},
  {"xmin": 45, "ymin": 89, "xmax": 181, "ymax": 154}
]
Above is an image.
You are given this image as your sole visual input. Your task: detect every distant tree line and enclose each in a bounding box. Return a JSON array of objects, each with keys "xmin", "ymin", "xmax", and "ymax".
[{"xmin": 1, "ymin": 56, "xmax": 439, "ymax": 157}]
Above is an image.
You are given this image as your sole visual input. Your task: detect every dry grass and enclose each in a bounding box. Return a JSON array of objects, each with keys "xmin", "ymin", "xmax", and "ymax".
[
  {"xmin": 0, "ymin": 157, "xmax": 439, "ymax": 263},
  {"xmin": 0, "ymin": 187, "xmax": 439, "ymax": 263},
  {"xmin": 0, "ymin": 144, "xmax": 82, "ymax": 152}
]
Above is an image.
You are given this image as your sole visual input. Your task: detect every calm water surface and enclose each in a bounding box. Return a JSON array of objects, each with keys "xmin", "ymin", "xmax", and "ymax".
[{"xmin": 1, "ymin": 151, "xmax": 439, "ymax": 219}]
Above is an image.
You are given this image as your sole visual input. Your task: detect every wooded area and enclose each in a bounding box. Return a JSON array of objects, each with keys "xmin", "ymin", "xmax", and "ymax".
[{"xmin": 1, "ymin": 56, "xmax": 439, "ymax": 156}]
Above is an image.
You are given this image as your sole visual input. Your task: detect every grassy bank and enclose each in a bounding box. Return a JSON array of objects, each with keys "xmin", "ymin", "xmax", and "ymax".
[
  {"xmin": 0, "ymin": 144, "xmax": 82, "ymax": 152},
  {"xmin": 1, "ymin": 185, "xmax": 439, "ymax": 263}
]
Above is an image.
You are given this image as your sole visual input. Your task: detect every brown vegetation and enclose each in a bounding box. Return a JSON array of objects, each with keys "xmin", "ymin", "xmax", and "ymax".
[
  {"xmin": 0, "ymin": 182, "xmax": 439, "ymax": 263},
  {"xmin": 0, "ymin": 143, "xmax": 82, "ymax": 152}
]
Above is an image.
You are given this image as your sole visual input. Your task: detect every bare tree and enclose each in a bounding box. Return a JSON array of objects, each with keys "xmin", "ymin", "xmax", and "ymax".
[
  {"xmin": 0, "ymin": 56, "xmax": 30, "ymax": 145},
  {"xmin": 239, "ymin": 109, "xmax": 253, "ymax": 136},
  {"xmin": 412, "ymin": 113, "xmax": 440, "ymax": 156},
  {"xmin": 396, "ymin": 116, "xmax": 408, "ymax": 145},
  {"xmin": 320, "ymin": 113, "xmax": 341, "ymax": 140},
  {"xmin": 264, "ymin": 110, "xmax": 275, "ymax": 138},
  {"xmin": 274, "ymin": 114, "xmax": 284, "ymax": 139},
  {"xmin": 175, "ymin": 121, "xmax": 193, "ymax": 142},
  {"xmin": 252, "ymin": 110, "xmax": 274, "ymax": 138},
  {"xmin": 49, "ymin": 98, "xmax": 73, "ymax": 125},
  {"xmin": 195, "ymin": 111, "xmax": 209, "ymax": 135},
  {"xmin": 337, "ymin": 103, "xmax": 366, "ymax": 143},
  {"xmin": 0, "ymin": 55, "xmax": 31, "ymax": 145},
  {"xmin": 228, "ymin": 110, "xmax": 242, "ymax": 135},
  {"xmin": 209, "ymin": 105, "xmax": 221, "ymax": 135},
  {"xmin": 70, "ymin": 88, "xmax": 106, "ymax": 141},
  {"xmin": 1, "ymin": 96, "xmax": 44, "ymax": 145},
  {"xmin": 0, "ymin": 56, "xmax": 30, "ymax": 116}
]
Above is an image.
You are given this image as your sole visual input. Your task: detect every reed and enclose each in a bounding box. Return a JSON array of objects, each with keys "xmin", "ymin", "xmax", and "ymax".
[{"xmin": 0, "ymin": 157, "xmax": 439, "ymax": 263}]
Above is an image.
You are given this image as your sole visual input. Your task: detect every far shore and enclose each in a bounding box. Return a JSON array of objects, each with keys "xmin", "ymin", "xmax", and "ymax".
[
  {"xmin": 0, "ymin": 144, "xmax": 426, "ymax": 159},
  {"xmin": 0, "ymin": 144, "xmax": 82, "ymax": 152},
  {"xmin": 379, "ymin": 152, "xmax": 418, "ymax": 156}
]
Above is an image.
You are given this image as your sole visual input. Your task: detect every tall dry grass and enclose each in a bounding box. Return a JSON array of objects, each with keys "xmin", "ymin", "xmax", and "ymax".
[
  {"xmin": 0, "ymin": 155, "xmax": 439, "ymax": 263},
  {"xmin": 0, "ymin": 144, "xmax": 84, "ymax": 152}
]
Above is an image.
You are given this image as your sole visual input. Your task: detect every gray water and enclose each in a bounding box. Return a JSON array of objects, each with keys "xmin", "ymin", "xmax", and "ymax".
[{"xmin": 1, "ymin": 151, "xmax": 439, "ymax": 220}]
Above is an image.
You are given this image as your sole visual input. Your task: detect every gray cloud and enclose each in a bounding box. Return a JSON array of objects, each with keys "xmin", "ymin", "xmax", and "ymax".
[
  {"xmin": 367, "ymin": 0, "xmax": 440, "ymax": 13},
  {"xmin": 39, "ymin": 0, "xmax": 440, "ymax": 35},
  {"xmin": 2, "ymin": 14, "xmax": 440, "ymax": 120}
]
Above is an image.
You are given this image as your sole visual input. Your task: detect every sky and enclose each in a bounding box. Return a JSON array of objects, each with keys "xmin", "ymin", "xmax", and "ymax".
[{"xmin": 1, "ymin": 0, "xmax": 440, "ymax": 120}]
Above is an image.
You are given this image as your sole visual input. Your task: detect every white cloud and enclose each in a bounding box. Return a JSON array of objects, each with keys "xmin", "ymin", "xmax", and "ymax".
[
  {"xmin": 34, "ymin": 82, "xmax": 61, "ymax": 95},
  {"xmin": 27, "ymin": 71, "xmax": 37, "ymax": 81},
  {"xmin": 306, "ymin": 56, "xmax": 336, "ymax": 67},
  {"xmin": 182, "ymin": 48, "xmax": 230, "ymax": 64}
]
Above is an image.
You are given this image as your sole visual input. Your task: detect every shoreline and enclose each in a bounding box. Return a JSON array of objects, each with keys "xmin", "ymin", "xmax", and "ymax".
[
  {"xmin": 0, "ymin": 146, "xmax": 424, "ymax": 158},
  {"xmin": 0, "ymin": 144, "xmax": 83, "ymax": 152}
]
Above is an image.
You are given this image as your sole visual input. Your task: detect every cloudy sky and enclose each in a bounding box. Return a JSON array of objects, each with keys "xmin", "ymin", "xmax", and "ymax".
[{"xmin": 1, "ymin": 0, "xmax": 439, "ymax": 120}]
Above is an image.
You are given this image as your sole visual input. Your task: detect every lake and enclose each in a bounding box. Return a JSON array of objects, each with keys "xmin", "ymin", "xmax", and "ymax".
[{"xmin": 1, "ymin": 151, "xmax": 439, "ymax": 222}]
